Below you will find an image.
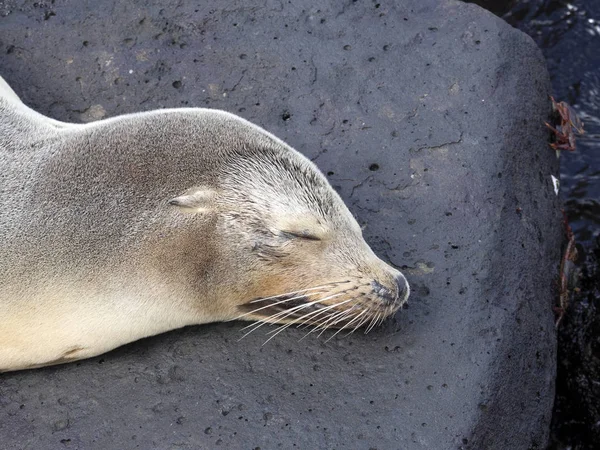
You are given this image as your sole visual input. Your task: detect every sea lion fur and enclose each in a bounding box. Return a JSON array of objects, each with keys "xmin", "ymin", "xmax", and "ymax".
[{"xmin": 0, "ymin": 75, "xmax": 409, "ymax": 372}]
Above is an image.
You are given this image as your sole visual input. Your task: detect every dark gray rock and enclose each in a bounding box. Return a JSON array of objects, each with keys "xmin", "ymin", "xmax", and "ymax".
[{"xmin": 0, "ymin": 1, "xmax": 560, "ymax": 449}]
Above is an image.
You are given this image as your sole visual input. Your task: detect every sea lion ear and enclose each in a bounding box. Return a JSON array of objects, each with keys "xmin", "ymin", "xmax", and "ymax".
[{"xmin": 168, "ymin": 187, "xmax": 217, "ymax": 213}]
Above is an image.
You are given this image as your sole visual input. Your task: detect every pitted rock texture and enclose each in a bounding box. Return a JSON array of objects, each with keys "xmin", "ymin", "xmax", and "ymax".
[{"xmin": 0, "ymin": 1, "xmax": 560, "ymax": 449}]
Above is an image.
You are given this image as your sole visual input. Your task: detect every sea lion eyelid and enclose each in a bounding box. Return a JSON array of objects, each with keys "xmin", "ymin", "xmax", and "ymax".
[{"xmin": 280, "ymin": 230, "xmax": 322, "ymax": 241}]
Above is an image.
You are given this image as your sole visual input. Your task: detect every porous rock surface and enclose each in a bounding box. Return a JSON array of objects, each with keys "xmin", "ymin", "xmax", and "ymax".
[{"xmin": 0, "ymin": 1, "xmax": 561, "ymax": 448}]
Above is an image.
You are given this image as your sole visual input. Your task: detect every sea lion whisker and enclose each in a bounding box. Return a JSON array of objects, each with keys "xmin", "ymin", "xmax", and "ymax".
[
  {"xmin": 325, "ymin": 309, "xmax": 368, "ymax": 342},
  {"xmin": 296, "ymin": 304, "xmax": 341, "ymax": 329},
  {"xmin": 295, "ymin": 303, "xmax": 346, "ymax": 329},
  {"xmin": 237, "ymin": 320, "xmax": 273, "ymax": 340},
  {"xmin": 261, "ymin": 304, "xmax": 338, "ymax": 345},
  {"xmin": 255, "ymin": 297, "xmax": 354, "ymax": 344},
  {"xmin": 250, "ymin": 292, "xmax": 346, "ymax": 330},
  {"xmin": 270, "ymin": 290, "xmax": 350, "ymax": 323},
  {"xmin": 237, "ymin": 282, "xmax": 355, "ymax": 322},
  {"xmin": 277, "ymin": 291, "xmax": 360, "ymax": 330},
  {"xmin": 324, "ymin": 305, "xmax": 361, "ymax": 330},
  {"xmin": 239, "ymin": 293, "xmax": 348, "ymax": 339},
  {"xmin": 235, "ymin": 291, "xmax": 326, "ymax": 322},
  {"xmin": 347, "ymin": 312, "xmax": 372, "ymax": 336},
  {"xmin": 262, "ymin": 307, "xmax": 318, "ymax": 336},
  {"xmin": 317, "ymin": 308, "xmax": 357, "ymax": 337},
  {"xmin": 239, "ymin": 312, "xmax": 289, "ymax": 339},
  {"xmin": 261, "ymin": 311, "xmax": 320, "ymax": 345},
  {"xmin": 298, "ymin": 300, "xmax": 358, "ymax": 340},
  {"xmin": 252, "ymin": 311, "xmax": 306, "ymax": 344},
  {"xmin": 296, "ymin": 294, "xmax": 363, "ymax": 330},
  {"xmin": 239, "ymin": 307, "xmax": 304, "ymax": 337},
  {"xmin": 299, "ymin": 312, "xmax": 342, "ymax": 340},
  {"xmin": 365, "ymin": 313, "xmax": 381, "ymax": 334},
  {"xmin": 293, "ymin": 305, "xmax": 342, "ymax": 329},
  {"xmin": 315, "ymin": 308, "xmax": 356, "ymax": 338},
  {"xmin": 363, "ymin": 315, "xmax": 377, "ymax": 335},
  {"xmin": 264, "ymin": 295, "xmax": 354, "ymax": 338},
  {"xmin": 263, "ymin": 297, "xmax": 337, "ymax": 334},
  {"xmin": 247, "ymin": 284, "xmax": 338, "ymax": 304},
  {"xmin": 261, "ymin": 323, "xmax": 295, "ymax": 345}
]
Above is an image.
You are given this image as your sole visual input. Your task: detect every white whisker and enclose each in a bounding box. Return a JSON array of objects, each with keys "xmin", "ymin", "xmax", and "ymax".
[
  {"xmin": 235, "ymin": 291, "xmax": 325, "ymax": 321},
  {"xmin": 230, "ymin": 282, "xmax": 347, "ymax": 322},
  {"xmin": 295, "ymin": 307, "xmax": 329, "ymax": 328},
  {"xmin": 315, "ymin": 299, "xmax": 353, "ymax": 330},
  {"xmin": 262, "ymin": 312, "xmax": 315, "ymax": 345},
  {"xmin": 315, "ymin": 308, "xmax": 355, "ymax": 338},
  {"xmin": 241, "ymin": 294, "xmax": 323, "ymax": 329},
  {"xmin": 262, "ymin": 296, "xmax": 355, "ymax": 345},
  {"xmin": 347, "ymin": 311, "xmax": 372, "ymax": 336},
  {"xmin": 263, "ymin": 295, "xmax": 346, "ymax": 335},
  {"xmin": 300, "ymin": 294, "xmax": 360, "ymax": 329},
  {"xmin": 292, "ymin": 291, "xmax": 359, "ymax": 329},
  {"xmin": 299, "ymin": 299, "xmax": 357, "ymax": 341},
  {"xmin": 237, "ymin": 319, "xmax": 271, "ymax": 340},
  {"xmin": 364, "ymin": 313, "xmax": 380, "ymax": 334},
  {"xmin": 239, "ymin": 293, "xmax": 348, "ymax": 340},
  {"xmin": 239, "ymin": 306, "xmax": 308, "ymax": 341},
  {"xmin": 294, "ymin": 296, "xmax": 354, "ymax": 329},
  {"xmin": 248, "ymin": 284, "xmax": 334, "ymax": 304},
  {"xmin": 296, "ymin": 308, "xmax": 331, "ymax": 329},
  {"xmin": 325, "ymin": 309, "xmax": 368, "ymax": 342},
  {"xmin": 319, "ymin": 308, "xmax": 357, "ymax": 336}
]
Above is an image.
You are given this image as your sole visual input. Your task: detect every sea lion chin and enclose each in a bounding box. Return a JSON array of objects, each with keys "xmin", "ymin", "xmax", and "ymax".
[{"xmin": 0, "ymin": 75, "xmax": 409, "ymax": 372}]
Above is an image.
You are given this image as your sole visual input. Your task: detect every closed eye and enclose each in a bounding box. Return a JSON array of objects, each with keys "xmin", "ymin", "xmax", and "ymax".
[{"xmin": 280, "ymin": 230, "xmax": 322, "ymax": 241}]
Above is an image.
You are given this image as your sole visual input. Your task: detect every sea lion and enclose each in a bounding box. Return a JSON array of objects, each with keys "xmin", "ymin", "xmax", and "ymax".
[{"xmin": 0, "ymin": 75, "xmax": 409, "ymax": 372}]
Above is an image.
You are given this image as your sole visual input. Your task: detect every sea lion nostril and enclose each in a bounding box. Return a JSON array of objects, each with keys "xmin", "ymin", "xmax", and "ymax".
[{"xmin": 371, "ymin": 280, "xmax": 396, "ymax": 305}]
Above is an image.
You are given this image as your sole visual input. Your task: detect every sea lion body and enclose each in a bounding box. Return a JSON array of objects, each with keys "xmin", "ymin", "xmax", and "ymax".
[{"xmin": 0, "ymin": 76, "xmax": 409, "ymax": 372}]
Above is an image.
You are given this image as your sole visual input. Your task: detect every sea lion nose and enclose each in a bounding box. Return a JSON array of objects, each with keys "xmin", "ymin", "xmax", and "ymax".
[
  {"xmin": 371, "ymin": 280, "xmax": 397, "ymax": 305},
  {"xmin": 372, "ymin": 275, "xmax": 410, "ymax": 306}
]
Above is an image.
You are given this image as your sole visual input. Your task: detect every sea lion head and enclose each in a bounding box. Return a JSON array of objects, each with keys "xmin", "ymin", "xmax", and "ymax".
[{"xmin": 166, "ymin": 117, "xmax": 409, "ymax": 335}]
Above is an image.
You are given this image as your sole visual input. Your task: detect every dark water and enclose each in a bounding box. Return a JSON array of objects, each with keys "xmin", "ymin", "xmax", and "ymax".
[
  {"xmin": 469, "ymin": 1, "xmax": 600, "ymax": 448},
  {"xmin": 506, "ymin": 0, "xmax": 600, "ymax": 246}
]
